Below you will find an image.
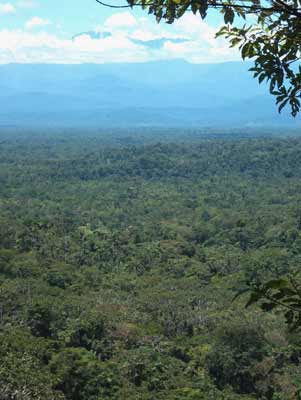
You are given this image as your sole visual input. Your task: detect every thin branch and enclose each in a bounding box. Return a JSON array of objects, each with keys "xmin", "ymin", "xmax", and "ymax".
[
  {"xmin": 273, "ymin": 0, "xmax": 301, "ymax": 16},
  {"xmin": 266, "ymin": 294, "xmax": 301, "ymax": 313},
  {"xmin": 96, "ymin": 0, "xmax": 301, "ymax": 17},
  {"xmin": 95, "ymin": 0, "xmax": 131, "ymax": 8}
]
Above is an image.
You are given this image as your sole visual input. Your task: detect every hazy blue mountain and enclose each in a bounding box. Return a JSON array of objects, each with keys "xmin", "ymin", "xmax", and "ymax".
[
  {"xmin": 131, "ymin": 37, "xmax": 189, "ymax": 49},
  {"xmin": 72, "ymin": 31, "xmax": 112, "ymax": 40},
  {"xmin": 0, "ymin": 61, "xmax": 299, "ymax": 128}
]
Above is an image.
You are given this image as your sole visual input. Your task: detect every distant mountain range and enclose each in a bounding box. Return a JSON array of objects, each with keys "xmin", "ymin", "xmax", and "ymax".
[{"xmin": 0, "ymin": 61, "xmax": 299, "ymax": 128}]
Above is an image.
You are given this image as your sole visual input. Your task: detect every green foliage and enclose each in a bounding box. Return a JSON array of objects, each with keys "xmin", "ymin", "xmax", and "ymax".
[
  {"xmin": 243, "ymin": 275, "xmax": 301, "ymax": 331},
  {"xmin": 0, "ymin": 327, "xmax": 64, "ymax": 399},
  {"xmin": 206, "ymin": 321, "xmax": 267, "ymax": 393},
  {"xmin": 217, "ymin": 20, "xmax": 301, "ymax": 116},
  {"xmin": 50, "ymin": 348, "xmax": 120, "ymax": 400},
  {"xmin": 1, "ymin": 130, "xmax": 301, "ymax": 399}
]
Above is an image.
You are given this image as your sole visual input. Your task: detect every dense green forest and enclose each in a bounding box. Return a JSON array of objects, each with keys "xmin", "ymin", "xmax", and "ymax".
[{"xmin": 1, "ymin": 130, "xmax": 301, "ymax": 399}]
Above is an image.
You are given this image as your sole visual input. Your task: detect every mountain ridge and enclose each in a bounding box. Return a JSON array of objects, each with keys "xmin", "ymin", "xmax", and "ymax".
[{"xmin": 0, "ymin": 60, "xmax": 299, "ymax": 128}]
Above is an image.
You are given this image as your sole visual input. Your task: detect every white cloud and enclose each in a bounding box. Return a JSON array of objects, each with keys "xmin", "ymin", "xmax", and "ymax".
[
  {"xmin": 103, "ymin": 11, "xmax": 138, "ymax": 29},
  {"xmin": 0, "ymin": 11, "xmax": 239, "ymax": 64},
  {"xmin": 0, "ymin": 29, "xmax": 148, "ymax": 64},
  {"xmin": 155, "ymin": 14, "xmax": 239, "ymax": 63},
  {"xmin": 0, "ymin": 3, "xmax": 15, "ymax": 14},
  {"xmin": 162, "ymin": 39, "xmax": 237, "ymax": 63},
  {"xmin": 25, "ymin": 17, "xmax": 51, "ymax": 30}
]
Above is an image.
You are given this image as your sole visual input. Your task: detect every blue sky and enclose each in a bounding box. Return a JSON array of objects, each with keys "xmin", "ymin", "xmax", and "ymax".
[{"xmin": 0, "ymin": 0, "xmax": 239, "ymax": 63}]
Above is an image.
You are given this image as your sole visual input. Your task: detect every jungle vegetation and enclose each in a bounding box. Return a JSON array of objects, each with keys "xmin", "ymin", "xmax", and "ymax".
[{"xmin": 0, "ymin": 129, "xmax": 301, "ymax": 399}]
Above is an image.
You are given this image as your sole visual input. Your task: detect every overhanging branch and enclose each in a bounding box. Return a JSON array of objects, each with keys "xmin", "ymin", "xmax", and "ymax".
[{"xmin": 95, "ymin": 0, "xmax": 301, "ymax": 17}]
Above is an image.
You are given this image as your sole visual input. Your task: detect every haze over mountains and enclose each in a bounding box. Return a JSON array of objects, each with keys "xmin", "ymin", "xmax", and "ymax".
[{"xmin": 0, "ymin": 61, "xmax": 299, "ymax": 128}]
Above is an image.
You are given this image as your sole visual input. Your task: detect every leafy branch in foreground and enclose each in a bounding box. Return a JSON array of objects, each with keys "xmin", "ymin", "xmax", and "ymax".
[
  {"xmin": 217, "ymin": 15, "xmax": 301, "ymax": 116},
  {"xmin": 236, "ymin": 275, "xmax": 301, "ymax": 330},
  {"xmin": 97, "ymin": 0, "xmax": 301, "ymax": 116}
]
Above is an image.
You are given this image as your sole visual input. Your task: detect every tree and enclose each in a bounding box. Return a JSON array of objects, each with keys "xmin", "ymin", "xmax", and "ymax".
[
  {"xmin": 205, "ymin": 321, "xmax": 267, "ymax": 394},
  {"xmin": 96, "ymin": 0, "xmax": 301, "ymax": 116}
]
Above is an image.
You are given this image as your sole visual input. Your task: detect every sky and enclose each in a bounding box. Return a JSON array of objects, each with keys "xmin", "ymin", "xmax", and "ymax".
[{"xmin": 0, "ymin": 0, "xmax": 240, "ymax": 64}]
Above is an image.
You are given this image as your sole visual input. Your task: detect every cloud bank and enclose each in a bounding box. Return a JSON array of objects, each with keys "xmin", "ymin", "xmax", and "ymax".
[{"xmin": 0, "ymin": 11, "xmax": 239, "ymax": 64}]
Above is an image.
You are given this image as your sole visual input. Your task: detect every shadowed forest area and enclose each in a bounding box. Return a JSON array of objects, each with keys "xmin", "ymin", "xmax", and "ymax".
[{"xmin": 1, "ymin": 130, "xmax": 301, "ymax": 399}]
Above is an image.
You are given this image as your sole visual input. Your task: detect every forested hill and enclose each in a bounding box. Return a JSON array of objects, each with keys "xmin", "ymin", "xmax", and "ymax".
[
  {"xmin": 0, "ymin": 61, "xmax": 300, "ymax": 128},
  {"xmin": 1, "ymin": 130, "xmax": 301, "ymax": 399}
]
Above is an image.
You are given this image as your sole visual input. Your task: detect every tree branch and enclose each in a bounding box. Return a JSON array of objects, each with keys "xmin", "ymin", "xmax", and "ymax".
[
  {"xmin": 95, "ymin": 0, "xmax": 301, "ymax": 16},
  {"xmin": 95, "ymin": 0, "xmax": 131, "ymax": 8}
]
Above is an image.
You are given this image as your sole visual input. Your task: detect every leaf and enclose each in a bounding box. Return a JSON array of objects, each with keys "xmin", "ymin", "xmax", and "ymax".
[
  {"xmin": 224, "ymin": 8, "xmax": 235, "ymax": 24},
  {"xmin": 265, "ymin": 278, "xmax": 289, "ymax": 290},
  {"xmin": 261, "ymin": 302, "xmax": 276, "ymax": 311},
  {"xmin": 245, "ymin": 291, "xmax": 263, "ymax": 308},
  {"xmin": 230, "ymin": 37, "xmax": 242, "ymax": 48},
  {"xmin": 241, "ymin": 43, "xmax": 250, "ymax": 60},
  {"xmin": 258, "ymin": 73, "xmax": 266, "ymax": 84},
  {"xmin": 278, "ymin": 98, "xmax": 289, "ymax": 113},
  {"xmin": 232, "ymin": 287, "xmax": 250, "ymax": 302},
  {"xmin": 272, "ymin": 288, "xmax": 296, "ymax": 300},
  {"xmin": 284, "ymin": 310, "xmax": 294, "ymax": 324}
]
